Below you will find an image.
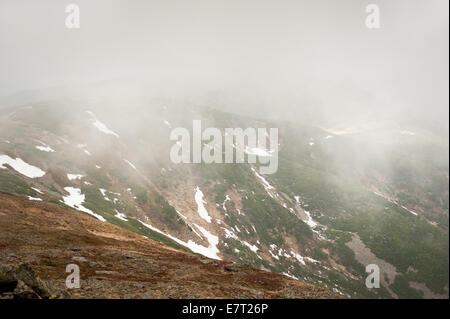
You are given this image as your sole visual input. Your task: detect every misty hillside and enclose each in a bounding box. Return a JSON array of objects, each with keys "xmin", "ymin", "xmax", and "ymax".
[{"xmin": 1, "ymin": 97, "xmax": 448, "ymax": 299}]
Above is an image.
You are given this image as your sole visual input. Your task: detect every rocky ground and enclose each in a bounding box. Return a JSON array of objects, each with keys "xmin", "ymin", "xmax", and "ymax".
[{"xmin": 0, "ymin": 192, "xmax": 340, "ymax": 299}]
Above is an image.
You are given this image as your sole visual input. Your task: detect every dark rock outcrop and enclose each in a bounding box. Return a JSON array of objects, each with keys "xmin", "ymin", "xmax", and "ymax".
[{"xmin": 0, "ymin": 262, "xmax": 71, "ymax": 299}]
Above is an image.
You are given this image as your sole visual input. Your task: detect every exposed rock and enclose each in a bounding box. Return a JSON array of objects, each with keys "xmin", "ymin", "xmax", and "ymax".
[
  {"xmin": 0, "ymin": 262, "xmax": 71, "ymax": 299},
  {"xmin": 14, "ymin": 262, "xmax": 51, "ymax": 298}
]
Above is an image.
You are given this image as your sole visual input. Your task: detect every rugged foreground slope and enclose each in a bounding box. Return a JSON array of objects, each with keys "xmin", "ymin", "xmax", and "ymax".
[
  {"xmin": 0, "ymin": 192, "xmax": 339, "ymax": 299},
  {"xmin": 0, "ymin": 98, "xmax": 448, "ymax": 298}
]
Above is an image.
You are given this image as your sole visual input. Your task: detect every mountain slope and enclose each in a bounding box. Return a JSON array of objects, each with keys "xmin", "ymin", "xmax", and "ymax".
[
  {"xmin": 0, "ymin": 98, "xmax": 448, "ymax": 298},
  {"xmin": 0, "ymin": 192, "xmax": 339, "ymax": 299}
]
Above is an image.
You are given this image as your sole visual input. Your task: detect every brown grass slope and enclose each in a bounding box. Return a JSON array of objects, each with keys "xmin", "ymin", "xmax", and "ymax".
[{"xmin": 0, "ymin": 192, "xmax": 340, "ymax": 298}]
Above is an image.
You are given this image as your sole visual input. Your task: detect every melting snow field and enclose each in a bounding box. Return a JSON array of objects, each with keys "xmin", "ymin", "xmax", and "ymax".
[
  {"xmin": 244, "ymin": 146, "xmax": 274, "ymax": 157},
  {"xmin": 99, "ymin": 188, "xmax": 110, "ymax": 201},
  {"xmin": 114, "ymin": 210, "xmax": 128, "ymax": 221},
  {"xmin": 35, "ymin": 144, "xmax": 55, "ymax": 152},
  {"xmin": 290, "ymin": 250, "xmax": 318, "ymax": 265},
  {"xmin": 283, "ymin": 272, "xmax": 299, "ymax": 280},
  {"xmin": 139, "ymin": 220, "xmax": 221, "ymax": 260},
  {"xmin": 223, "ymin": 227, "xmax": 239, "ymax": 240},
  {"xmin": 222, "ymin": 194, "xmax": 230, "ymax": 211},
  {"xmin": 295, "ymin": 195, "xmax": 317, "ymax": 228},
  {"xmin": 62, "ymin": 187, "xmax": 106, "ymax": 222},
  {"xmin": 223, "ymin": 227, "xmax": 260, "ymax": 256},
  {"xmin": 85, "ymin": 111, "xmax": 119, "ymax": 138},
  {"xmin": 373, "ymin": 191, "xmax": 419, "ymax": 216},
  {"xmin": 31, "ymin": 187, "xmax": 43, "ymax": 194},
  {"xmin": 294, "ymin": 195, "xmax": 325, "ymax": 240},
  {"xmin": 124, "ymin": 159, "xmax": 137, "ymax": 170},
  {"xmin": 242, "ymin": 241, "xmax": 259, "ymax": 253},
  {"xmin": 251, "ymin": 167, "xmax": 274, "ymax": 190},
  {"xmin": 0, "ymin": 155, "xmax": 45, "ymax": 178},
  {"xmin": 269, "ymin": 244, "xmax": 318, "ymax": 265},
  {"xmin": 192, "ymin": 224, "xmax": 221, "ymax": 260},
  {"xmin": 251, "ymin": 167, "xmax": 276, "ymax": 198},
  {"xmin": 303, "ymin": 209, "xmax": 317, "ymax": 228},
  {"xmin": 67, "ymin": 173, "xmax": 84, "ymax": 181},
  {"xmin": 27, "ymin": 196, "xmax": 42, "ymax": 201},
  {"xmin": 401, "ymin": 205, "xmax": 418, "ymax": 216},
  {"xmin": 194, "ymin": 187, "xmax": 212, "ymax": 223},
  {"xmin": 176, "ymin": 209, "xmax": 187, "ymax": 219}
]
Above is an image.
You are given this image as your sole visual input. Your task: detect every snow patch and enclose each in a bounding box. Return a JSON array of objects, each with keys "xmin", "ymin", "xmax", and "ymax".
[
  {"xmin": 31, "ymin": 187, "xmax": 43, "ymax": 194},
  {"xmin": 223, "ymin": 227, "xmax": 259, "ymax": 256},
  {"xmin": 242, "ymin": 241, "xmax": 259, "ymax": 253},
  {"xmin": 99, "ymin": 188, "xmax": 110, "ymax": 201},
  {"xmin": 85, "ymin": 111, "xmax": 119, "ymax": 138},
  {"xmin": 290, "ymin": 250, "xmax": 319, "ymax": 265},
  {"xmin": 303, "ymin": 209, "xmax": 317, "ymax": 228},
  {"xmin": 35, "ymin": 145, "xmax": 55, "ymax": 152},
  {"xmin": 222, "ymin": 227, "xmax": 239, "ymax": 240},
  {"xmin": 283, "ymin": 272, "xmax": 299, "ymax": 280},
  {"xmin": 192, "ymin": 223, "xmax": 221, "ymax": 260},
  {"xmin": 222, "ymin": 194, "xmax": 230, "ymax": 211},
  {"xmin": 62, "ymin": 187, "xmax": 106, "ymax": 222},
  {"xmin": 28, "ymin": 196, "xmax": 42, "ymax": 201},
  {"xmin": 176, "ymin": 209, "xmax": 187, "ymax": 219},
  {"xmin": 401, "ymin": 205, "xmax": 418, "ymax": 216},
  {"xmin": 0, "ymin": 155, "xmax": 45, "ymax": 178},
  {"xmin": 251, "ymin": 167, "xmax": 275, "ymax": 198},
  {"xmin": 139, "ymin": 220, "xmax": 221, "ymax": 260},
  {"xmin": 114, "ymin": 210, "xmax": 128, "ymax": 221}
]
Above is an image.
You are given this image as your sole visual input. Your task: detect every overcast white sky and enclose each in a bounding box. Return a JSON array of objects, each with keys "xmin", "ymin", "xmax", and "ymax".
[{"xmin": 0, "ymin": 0, "xmax": 448, "ymax": 129}]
